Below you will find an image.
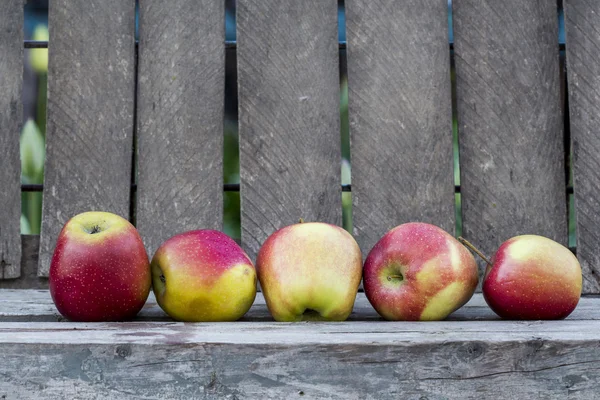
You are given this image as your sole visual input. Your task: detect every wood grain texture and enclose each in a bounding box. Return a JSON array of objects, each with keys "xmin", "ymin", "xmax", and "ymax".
[
  {"xmin": 0, "ymin": 236, "xmax": 47, "ymax": 290},
  {"xmin": 39, "ymin": 0, "xmax": 136, "ymax": 276},
  {"xmin": 2, "ymin": 290, "xmax": 599, "ymax": 322},
  {"xmin": 1, "ymin": 313, "xmax": 600, "ymax": 398},
  {"xmin": 565, "ymin": 1, "xmax": 600, "ymax": 293},
  {"xmin": 346, "ymin": 0, "xmax": 455, "ymax": 256},
  {"xmin": 2, "ymin": 289, "xmax": 599, "ymax": 397},
  {"xmin": 237, "ymin": 0, "xmax": 341, "ymax": 260},
  {"xmin": 453, "ymin": 1, "xmax": 567, "ymax": 273},
  {"xmin": 136, "ymin": 1, "xmax": 224, "ymax": 257},
  {"xmin": 0, "ymin": 1, "xmax": 24, "ymax": 279}
]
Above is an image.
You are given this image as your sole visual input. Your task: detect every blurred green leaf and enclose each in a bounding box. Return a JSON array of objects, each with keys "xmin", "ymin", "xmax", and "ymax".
[
  {"xmin": 340, "ymin": 78, "xmax": 350, "ymax": 162},
  {"xmin": 21, "ymin": 119, "xmax": 46, "ymax": 184},
  {"xmin": 30, "ymin": 24, "xmax": 49, "ymax": 74},
  {"xmin": 20, "ymin": 214, "xmax": 32, "ymax": 235},
  {"xmin": 341, "ymin": 158, "xmax": 351, "ymax": 185}
]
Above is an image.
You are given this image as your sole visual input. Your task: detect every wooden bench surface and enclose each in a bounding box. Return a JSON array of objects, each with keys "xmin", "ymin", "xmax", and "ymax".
[{"xmin": 2, "ymin": 290, "xmax": 600, "ymax": 398}]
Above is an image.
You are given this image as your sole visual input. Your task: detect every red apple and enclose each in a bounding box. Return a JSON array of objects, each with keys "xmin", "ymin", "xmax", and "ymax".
[
  {"xmin": 151, "ymin": 230, "xmax": 257, "ymax": 322},
  {"xmin": 256, "ymin": 222, "xmax": 362, "ymax": 321},
  {"xmin": 482, "ymin": 235, "xmax": 582, "ymax": 320},
  {"xmin": 49, "ymin": 211, "xmax": 151, "ymax": 321},
  {"xmin": 364, "ymin": 222, "xmax": 479, "ymax": 321}
]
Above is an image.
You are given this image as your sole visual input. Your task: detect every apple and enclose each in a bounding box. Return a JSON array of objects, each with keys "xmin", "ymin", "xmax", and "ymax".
[
  {"xmin": 363, "ymin": 222, "xmax": 478, "ymax": 321},
  {"xmin": 482, "ymin": 235, "xmax": 582, "ymax": 320},
  {"xmin": 49, "ymin": 211, "xmax": 151, "ymax": 322},
  {"xmin": 151, "ymin": 230, "xmax": 257, "ymax": 322},
  {"xmin": 256, "ymin": 222, "xmax": 362, "ymax": 321}
]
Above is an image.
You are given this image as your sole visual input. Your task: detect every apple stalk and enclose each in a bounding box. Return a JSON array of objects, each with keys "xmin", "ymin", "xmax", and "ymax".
[{"xmin": 457, "ymin": 237, "xmax": 493, "ymax": 267}]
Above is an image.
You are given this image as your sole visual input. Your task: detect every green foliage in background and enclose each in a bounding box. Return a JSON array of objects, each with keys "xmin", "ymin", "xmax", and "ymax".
[
  {"xmin": 340, "ymin": 78, "xmax": 352, "ymax": 234},
  {"xmin": 21, "ymin": 119, "xmax": 45, "ymax": 235},
  {"xmin": 223, "ymin": 120, "xmax": 241, "ymax": 240},
  {"xmin": 21, "ymin": 23, "xmax": 48, "ymax": 235}
]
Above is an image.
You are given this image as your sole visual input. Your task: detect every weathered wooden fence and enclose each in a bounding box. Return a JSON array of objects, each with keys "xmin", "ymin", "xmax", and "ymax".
[
  {"xmin": 1, "ymin": 0, "xmax": 599, "ymax": 295},
  {"xmin": 4, "ymin": 1, "xmax": 600, "ymax": 398}
]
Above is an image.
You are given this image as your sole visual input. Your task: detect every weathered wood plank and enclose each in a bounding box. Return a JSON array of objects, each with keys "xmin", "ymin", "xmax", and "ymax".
[
  {"xmin": 2, "ymin": 287, "xmax": 599, "ymax": 397},
  {"xmin": 0, "ymin": 236, "xmax": 47, "ymax": 290},
  {"xmin": 237, "ymin": 0, "xmax": 341, "ymax": 260},
  {"xmin": 136, "ymin": 1, "xmax": 224, "ymax": 257},
  {"xmin": 39, "ymin": 0, "xmax": 136, "ymax": 276},
  {"xmin": 346, "ymin": 0, "xmax": 455, "ymax": 256},
  {"xmin": 453, "ymin": 1, "xmax": 567, "ymax": 276},
  {"xmin": 0, "ymin": 0, "xmax": 24, "ymax": 279},
  {"xmin": 1, "ymin": 319, "xmax": 600, "ymax": 398},
  {"xmin": 2, "ymin": 289, "xmax": 599, "ymax": 322},
  {"xmin": 564, "ymin": 1, "xmax": 600, "ymax": 293}
]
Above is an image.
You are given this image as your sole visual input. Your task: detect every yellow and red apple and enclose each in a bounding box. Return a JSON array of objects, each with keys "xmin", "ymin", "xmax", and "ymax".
[
  {"xmin": 151, "ymin": 230, "xmax": 257, "ymax": 322},
  {"xmin": 49, "ymin": 211, "xmax": 151, "ymax": 322},
  {"xmin": 363, "ymin": 222, "xmax": 479, "ymax": 321},
  {"xmin": 256, "ymin": 222, "xmax": 362, "ymax": 321},
  {"xmin": 482, "ymin": 235, "xmax": 582, "ymax": 320}
]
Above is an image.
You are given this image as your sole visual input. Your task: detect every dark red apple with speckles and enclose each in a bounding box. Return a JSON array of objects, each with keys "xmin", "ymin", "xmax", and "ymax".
[
  {"xmin": 151, "ymin": 230, "xmax": 257, "ymax": 322},
  {"xmin": 49, "ymin": 211, "xmax": 151, "ymax": 321},
  {"xmin": 482, "ymin": 235, "xmax": 582, "ymax": 320},
  {"xmin": 363, "ymin": 222, "xmax": 479, "ymax": 321}
]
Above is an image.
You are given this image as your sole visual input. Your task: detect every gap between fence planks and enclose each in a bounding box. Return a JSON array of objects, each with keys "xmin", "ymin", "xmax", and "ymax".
[
  {"xmin": 38, "ymin": 0, "xmax": 137, "ymax": 277},
  {"xmin": 237, "ymin": 0, "xmax": 342, "ymax": 261},
  {"xmin": 453, "ymin": 0, "xmax": 567, "ymax": 281},
  {"xmin": 346, "ymin": 0, "xmax": 455, "ymax": 258},
  {"xmin": 0, "ymin": 0, "xmax": 24, "ymax": 279},
  {"xmin": 564, "ymin": 0, "xmax": 600, "ymax": 293},
  {"xmin": 136, "ymin": 0, "xmax": 224, "ymax": 258}
]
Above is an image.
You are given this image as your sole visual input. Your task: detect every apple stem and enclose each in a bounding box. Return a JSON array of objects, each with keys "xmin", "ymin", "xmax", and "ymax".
[
  {"xmin": 458, "ymin": 237, "xmax": 493, "ymax": 267},
  {"xmin": 298, "ymin": 218, "xmax": 304, "ymax": 224}
]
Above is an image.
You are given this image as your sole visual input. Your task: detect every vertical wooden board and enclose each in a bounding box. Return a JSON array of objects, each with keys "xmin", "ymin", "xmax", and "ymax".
[
  {"xmin": 453, "ymin": 1, "xmax": 567, "ymax": 269},
  {"xmin": 136, "ymin": 1, "xmax": 224, "ymax": 257},
  {"xmin": 39, "ymin": 1, "xmax": 136, "ymax": 276},
  {"xmin": 237, "ymin": 0, "xmax": 341, "ymax": 259},
  {"xmin": 0, "ymin": 1, "xmax": 24, "ymax": 279},
  {"xmin": 565, "ymin": 1, "xmax": 600, "ymax": 293},
  {"xmin": 346, "ymin": 0, "xmax": 455, "ymax": 256}
]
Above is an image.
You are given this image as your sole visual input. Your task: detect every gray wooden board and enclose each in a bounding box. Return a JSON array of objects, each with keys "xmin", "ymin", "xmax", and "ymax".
[
  {"xmin": 237, "ymin": 0, "xmax": 341, "ymax": 260},
  {"xmin": 0, "ymin": 0, "xmax": 24, "ymax": 279},
  {"xmin": 2, "ymin": 290, "xmax": 599, "ymax": 322},
  {"xmin": 565, "ymin": 1, "xmax": 600, "ymax": 293},
  {"xmin": 346, "ymin": 0, "xmax": 455, "ymax": 257},
  {"xmin": 1, "ymin": 317, "xmax": 600, "ymax": 398},
  {"xmin": 453, "ymin": 1, "xmax": 567, "ymax": 278},
  {"xmin": 136, "ymin": 0, "xmax": 224, "ymax": 257},
  {"xmin": 3, "ymin": 289, "xmax": 600, "ymax": 398},
  {"xmin": 0, "ymin": 236, "xmax": 47, "ymax": 290},
  {"xmin": 39, "ymin": 0, "xmax": 136, "ymax": 276}
]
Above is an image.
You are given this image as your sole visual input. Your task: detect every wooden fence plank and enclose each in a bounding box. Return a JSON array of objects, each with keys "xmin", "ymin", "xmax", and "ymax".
[
  {"xmin": 565, "ymin": 1, "xmax": 600, "ymax": 293},
  {"xmin": 0, "ymin": 1, "xmax": 24, "ymax": 279},
  {"xmin": 237, "ymin": 0, "xmax": 341, "ymax": 259},
  {"xmin": 346, "ymin": 0, "xmax": 455, "ymax": 256},
  {"xmin": 453, "ymin": 1, "xmax": 567, "ymax": 273},
  {"xmin": 136, "ymin": 1, "xmax": 224, "ymax": 257},
  {"xmin": 0, "ymin": 236, "xmax": 46, "ymax": 290},
  {"xmin": 39, "ymin": 1, "xmax": 136, "ymax": 276}
]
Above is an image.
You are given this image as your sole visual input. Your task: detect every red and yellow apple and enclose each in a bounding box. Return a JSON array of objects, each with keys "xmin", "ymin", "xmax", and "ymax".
[
  {"xmin": 482, "ymin": 234, "xmax": 582, "ymax": 320},
  {"xmin": 256, "ymin": 222, "xmax": 362, "ymax": 321},
  {"xmin": 49, "ymin": 211, "xmax": 151, "ymax": 322},
  {"xmin": 363, "ymin": 222, "xmax": 478, "ymax": 321},
  {"xmin": 151, "ymin": 230, "xmax": 256, "ymax": 322}
]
